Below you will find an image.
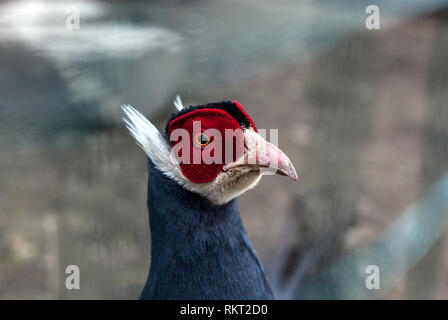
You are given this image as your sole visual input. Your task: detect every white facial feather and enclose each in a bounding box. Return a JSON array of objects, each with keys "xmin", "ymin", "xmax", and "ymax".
[{"xmin": 173, "ymin": 95, "xmax": 184, "ymax": 111}]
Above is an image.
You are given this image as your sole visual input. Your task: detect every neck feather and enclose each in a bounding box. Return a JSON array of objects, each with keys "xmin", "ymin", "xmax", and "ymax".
[
  {"xmin": 141, "ymin": 159, "xmax": 273, "ymax": 299},
  {"xmin": 146, "ymin": 159, "xmax": 245, "ymax": 267}
]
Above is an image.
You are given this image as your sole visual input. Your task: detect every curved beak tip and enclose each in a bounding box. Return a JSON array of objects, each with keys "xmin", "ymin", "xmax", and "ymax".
[
  {"xmin": 289, "ymin": 169, "xmax": 298, "ymax": 182},
  {"xmin": 278, "ymin": 166, "xmax": 298, "ymax": 181}
]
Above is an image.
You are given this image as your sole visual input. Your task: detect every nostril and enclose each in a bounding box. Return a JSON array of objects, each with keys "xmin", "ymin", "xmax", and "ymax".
[{"xmin": 243, "ymin": 130, "xmax": 258, "ymax": 150}]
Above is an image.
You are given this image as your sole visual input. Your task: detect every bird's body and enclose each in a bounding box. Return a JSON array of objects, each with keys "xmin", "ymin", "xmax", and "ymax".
[
  {"xmin": 141, "ymin": 160, "xmax": 273, "ymax": 299},
  {"xmin": 122, "ymin": 98, "xmax": 297, "ymax": 300}
]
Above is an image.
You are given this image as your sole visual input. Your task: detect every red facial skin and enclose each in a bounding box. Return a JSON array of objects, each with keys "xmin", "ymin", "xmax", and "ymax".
[
  {"xmin": 232, "ymin": 100, "xmax": 257, "ymax": 132},
  {"xmin": 168, "ymin": 107, "xmax": 251, "ymax": 184}
]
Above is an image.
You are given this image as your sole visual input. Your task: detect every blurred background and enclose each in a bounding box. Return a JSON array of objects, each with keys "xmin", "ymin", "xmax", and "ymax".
[{"xmin": 1, "ymin": 0, "xmax": 448, "ymax": 299}]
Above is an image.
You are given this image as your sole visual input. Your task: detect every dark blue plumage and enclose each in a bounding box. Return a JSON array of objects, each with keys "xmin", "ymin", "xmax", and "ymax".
[{"xmin": 140, "ymin": 159, "xmax": 274, "ymax": 300}]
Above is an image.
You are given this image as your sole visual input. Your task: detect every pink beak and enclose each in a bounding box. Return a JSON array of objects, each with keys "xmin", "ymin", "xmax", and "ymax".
[{"xmin": 223, "ymin": 130, "xmax": 298, "ymax": 181}]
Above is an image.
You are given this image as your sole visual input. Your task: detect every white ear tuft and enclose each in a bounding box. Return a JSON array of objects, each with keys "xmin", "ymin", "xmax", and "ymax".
[
  {"xmin": 121, "ymin": 104, "xmax": 186, "ymax": 182},
  {"xmin": 121, "ymin": 104, "xmax": 172, "ymax": 161},
  {"xmin": 173, "ymin": 95, "xmax": 184, "ymax": 111},
  {"xmin": 121, "ymin": 105, "xmax": 166, "ymax": 152}
]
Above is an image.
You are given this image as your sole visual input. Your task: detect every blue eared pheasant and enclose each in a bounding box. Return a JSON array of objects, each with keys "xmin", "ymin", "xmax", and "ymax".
[{"xmin": 122, "ymin": 97, "xmax": 297, "ymax": 299}]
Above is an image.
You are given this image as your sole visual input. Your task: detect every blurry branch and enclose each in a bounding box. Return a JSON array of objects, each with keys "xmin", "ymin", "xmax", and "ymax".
[
  {"xmin": 296, "ymin": 173, "xmax": 448, "ymax": 299},
  {"xmin": 407, "ymin": 9, "xmax": 448, "ymax": 299},
  {"xmin": 42, "ymin": 214, "xmax": 60, "ymax": 299},
  {"xmin": 271, "ymin": 31, "xmax": 380, "ymax": 299}
]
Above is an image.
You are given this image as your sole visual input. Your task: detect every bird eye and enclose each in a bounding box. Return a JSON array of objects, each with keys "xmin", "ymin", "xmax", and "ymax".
[{"xmin": 194, "ymin": 133, "xmax": 211, "ymax": 147}]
